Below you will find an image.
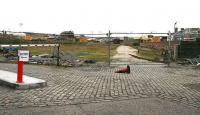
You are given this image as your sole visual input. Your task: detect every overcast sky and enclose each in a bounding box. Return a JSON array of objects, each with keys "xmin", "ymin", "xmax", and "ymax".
[{"xmin": 0, "ymin": 0, "xmax": 200, "ymax": 34}]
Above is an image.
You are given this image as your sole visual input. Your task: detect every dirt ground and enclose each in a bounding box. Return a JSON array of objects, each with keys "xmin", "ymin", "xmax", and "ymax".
[{"xmin": 112, "ymin": 45, "xmax": 149, "ymax": 64}]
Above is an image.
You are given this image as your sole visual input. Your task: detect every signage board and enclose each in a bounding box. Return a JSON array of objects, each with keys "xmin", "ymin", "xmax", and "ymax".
[{"xmin": 18, "ymin": 50, "xmax": 29, "ymax": 62}]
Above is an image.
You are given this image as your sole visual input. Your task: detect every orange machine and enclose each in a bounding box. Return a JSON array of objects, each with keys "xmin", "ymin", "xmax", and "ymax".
[
  {"xmin": 151, "ymin": 36, "xmax": 160, "ymax": 43},
  {"xmin": 79, "ymin": 37, "xmax": 88, "ymax": 43},
  {"xmin": 24, "ymin": 35, "xmax": 32, "ymax": 41}
]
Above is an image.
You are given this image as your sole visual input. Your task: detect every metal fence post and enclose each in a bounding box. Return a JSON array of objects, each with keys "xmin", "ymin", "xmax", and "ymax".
[
  {"xmin": 57, "ymin": 44, "xmax": 60, "ymax": 66},
  {"xmin": 107, "ymin": 30, "xmax": 111, "ymax": 67},
  {"xmin": 168, "ymin": 31, "xmax": 171, "ymax": 67}
]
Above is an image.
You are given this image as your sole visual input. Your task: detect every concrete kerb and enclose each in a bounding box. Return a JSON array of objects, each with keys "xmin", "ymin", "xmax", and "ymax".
[
  {"xmin": 0, "ymin": 79, "xmax": 47, "ymax": 90},
  {"xmin": 0, "ymin": 70, "xmax": 47, "ymax": 90}
]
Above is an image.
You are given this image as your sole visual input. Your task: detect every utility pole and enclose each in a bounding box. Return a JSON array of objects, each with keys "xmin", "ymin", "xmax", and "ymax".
[{"xmin": 107, "ymin": 30, "xmax": 111, "ymax": 66}]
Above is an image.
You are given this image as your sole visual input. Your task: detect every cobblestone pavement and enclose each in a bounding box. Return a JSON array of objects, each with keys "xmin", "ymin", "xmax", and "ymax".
[
  {"xmin": 0, "ymin": 63, "xmax": 200, "ymax": 111},
  {"xmin": 1, "ymin": 98, "xmax": 200, "ymax": 115}
]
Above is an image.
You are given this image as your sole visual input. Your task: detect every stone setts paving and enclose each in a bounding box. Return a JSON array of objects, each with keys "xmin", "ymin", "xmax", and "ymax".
[{"xmin": 0, "ymin": 63, "xmax": 200, "ymax": 109}]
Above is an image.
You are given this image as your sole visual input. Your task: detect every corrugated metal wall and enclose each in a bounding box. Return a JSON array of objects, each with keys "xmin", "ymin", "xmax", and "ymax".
[{"xmin": 178, "ymin": 41, "xmax": 200, "ymax": 58}]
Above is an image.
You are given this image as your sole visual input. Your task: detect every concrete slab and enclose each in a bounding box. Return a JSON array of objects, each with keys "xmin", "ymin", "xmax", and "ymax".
[{"xmin": 0, "ymin": 70, "xmax": 47, "ymax": 90}]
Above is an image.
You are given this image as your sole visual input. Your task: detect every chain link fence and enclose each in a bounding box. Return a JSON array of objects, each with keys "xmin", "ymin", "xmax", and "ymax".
[{"xmin": 2, "ymin": 31, "xmax": 199, "ymax": 67}]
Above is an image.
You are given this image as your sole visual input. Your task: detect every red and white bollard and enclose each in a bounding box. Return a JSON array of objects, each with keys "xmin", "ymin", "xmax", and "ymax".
[
  {"xmin": 17, "ymin": 50, "xmax": 29, "ymax": 83},
  {"xmin": 17, "ymin": 60, "xmax": 23, "ymax": 83}
]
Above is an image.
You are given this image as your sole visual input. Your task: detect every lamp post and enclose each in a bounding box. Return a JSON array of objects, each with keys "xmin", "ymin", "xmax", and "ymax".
[{"xmin": 174, "ymin": 21, "xmax": 177, "ymax": 33}]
